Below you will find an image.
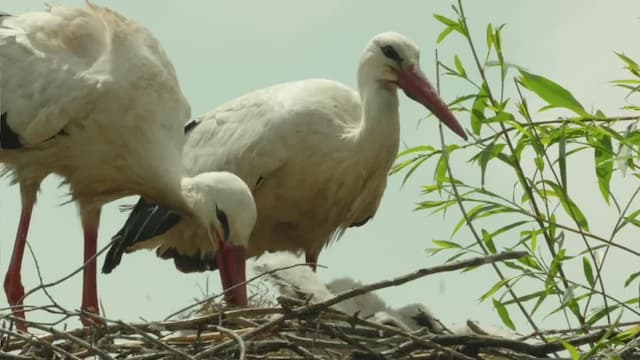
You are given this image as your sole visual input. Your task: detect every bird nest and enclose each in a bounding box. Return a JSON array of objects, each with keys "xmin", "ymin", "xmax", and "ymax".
[{"xmin": 1, "ymin": 252, "xmax": 638, "ymax": 359}]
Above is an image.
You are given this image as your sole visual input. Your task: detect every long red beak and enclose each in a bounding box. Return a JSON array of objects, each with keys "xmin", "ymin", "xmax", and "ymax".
[
  {"xmin": 397, "ymin": 65, "xmax": 467, "ymax": 140},
  {"xmin": 216, "ymin": 241, "xmax": 247, "ymax": 307}
]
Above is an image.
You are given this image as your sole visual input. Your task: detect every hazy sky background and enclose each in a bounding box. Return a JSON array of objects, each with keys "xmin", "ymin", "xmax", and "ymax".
[{"xmin": 1, "ymin": 1, "xmax": 639, "ymax": 333}]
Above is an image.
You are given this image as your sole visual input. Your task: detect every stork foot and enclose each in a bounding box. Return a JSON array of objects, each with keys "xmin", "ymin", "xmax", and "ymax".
[{"xmin": 80, "ymin": 304, "xmax": 104, "ymax": 327}]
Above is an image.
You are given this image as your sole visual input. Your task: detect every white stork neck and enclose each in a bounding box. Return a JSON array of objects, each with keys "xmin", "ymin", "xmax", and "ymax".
[{"xmin": 355, "ymin": 71, "xmax": 401, "ymax": 148}]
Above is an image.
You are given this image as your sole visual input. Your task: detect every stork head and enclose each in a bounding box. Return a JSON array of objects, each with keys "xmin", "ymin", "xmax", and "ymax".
[
  {"xmin": 359, "ymin": 32, "xmax": 467, "ymax": 140},
  {"xmin": 185, "ymin": 171, "xmax": 257, "ymax": 307}
]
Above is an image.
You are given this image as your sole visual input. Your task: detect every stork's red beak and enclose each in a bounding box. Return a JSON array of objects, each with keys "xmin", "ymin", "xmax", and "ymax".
[
  {"xmin": 216, "ymin": 241, "xmax": 247, "ymax": 307},
  {"xmin": 397, "ymin": 65, "xmax": 467, "ymax": 140}
]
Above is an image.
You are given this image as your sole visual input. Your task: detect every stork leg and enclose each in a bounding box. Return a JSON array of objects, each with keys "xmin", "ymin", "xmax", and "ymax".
[
  {"xmin": 3, "ymin": 183, "xmax": 37, "ymax": 333},
  {"xmin": 78, "ymin": 203, "xmax": 103, "ymax": 327},
  {"xmin": 305, "ymin": 251, "xmax": 318, "ymax": 272}
]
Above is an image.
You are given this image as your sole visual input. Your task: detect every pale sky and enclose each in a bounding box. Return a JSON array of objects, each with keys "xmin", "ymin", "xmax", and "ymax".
[{"xmin": 1, "ymin": 1, "xmax": 639, "ymax": 333}]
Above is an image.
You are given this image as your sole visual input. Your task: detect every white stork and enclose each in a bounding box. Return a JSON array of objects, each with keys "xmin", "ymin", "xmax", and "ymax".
[
  {"xmin": 102, "ymin": 32, "xmax": 466, "ymax": 276},
  {"xmin": 1, "ymin": 3, "xmax": 256, "ymax": 331}
]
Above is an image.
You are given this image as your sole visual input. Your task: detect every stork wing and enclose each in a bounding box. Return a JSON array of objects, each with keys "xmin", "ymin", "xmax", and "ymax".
[{"xmin": 0, "ymin": 6, "xmax": 109, "ymax": 147}]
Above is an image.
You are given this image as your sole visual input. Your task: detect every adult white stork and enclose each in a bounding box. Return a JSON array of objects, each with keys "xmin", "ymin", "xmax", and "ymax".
[
  {"xmin": 102, "ymin": 32, "xmax": 466, "ymax": 276},
  {"xmin": 1, "ymin": 3, "xmax": 256, "ymax": 331}
]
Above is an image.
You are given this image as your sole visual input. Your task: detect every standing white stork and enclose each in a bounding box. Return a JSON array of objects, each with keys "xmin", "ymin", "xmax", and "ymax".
[
  {"xmin": 1, "ymin": 3, "xmax": 256, "ymax": 331},
  {"xmin": 102, "ymin": 32, "xmax": 466, "ymax": 276}
]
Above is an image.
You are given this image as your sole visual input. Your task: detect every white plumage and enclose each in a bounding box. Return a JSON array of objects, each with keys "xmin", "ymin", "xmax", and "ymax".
[
  {"xmin": 106, "ymin": 32, "xmax": 466, "ymax": 275},
  {"xmin": 253, "ymin": 251, "xmax": 444, "ymax": 332},
  {"xmin": 1, "ymin": 3, "xmax": 256, "ymax": 331}
]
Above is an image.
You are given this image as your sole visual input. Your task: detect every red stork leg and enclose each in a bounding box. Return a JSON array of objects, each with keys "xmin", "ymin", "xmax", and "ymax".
[
  {"xmin": 305, "ymin": 251, "xmax": 319, "ymax": 272},
  {"xmin": 3, "ymin": 184, "xmax": 37, "ymax": 332},
  {"xmin": 78, "ymin": 203, "xmax": 103, "ymax": 327}
]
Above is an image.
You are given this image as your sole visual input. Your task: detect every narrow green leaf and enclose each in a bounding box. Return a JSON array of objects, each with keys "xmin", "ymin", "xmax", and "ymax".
[
  {"xmin": 474, "ymin": 143, "xmax": 506, "ymax": 187},
  {"xmin": 546, "ymin": 249, "xmax": 566, "ymax": 287},
  {"xmin": 518, "ymin": 69, "xmax": 588, "ymax": 116},
  {"xmin": 560, "ymin": 341, "xmax": 581, "ymax": 360},
  {"xmin": 542, "ymin": 180, "xmax": 590, "ymax": 231},
  {"xmin": 432, "ymin": 240, "xmax": 462, "ymax": 249},
  {"xmin": 486, "ymin": 23, "xmax": 494, "ymax": 50},
  {"xmin": 492, "ymin": 220, "xmax": 531, "ymax": 238},
  {"xmin": 625, "ymin": 271, "xmax": 640, "ymax": 287},
  {"xmin": 492, "ymin": 298, "xmax": 516, "ymax": 330},
  {"xmin": 397, "ymin": 145, "xmax": 436, "ymax": 157},
  {"xmin": 503, "ymin": 290, "xmax": 555, "ymax": 306},
  {"xmin": 454, "ymin": 55, "xmax": 466, "ymax": 77},
  {"xmin": 559, "ymin": 124, "xmax": 567, "ymax": 190},
  {"xmin": 482, "ymin": 229, "xmax": 497, "ymax": 254},
  {"xmin": 582, "ymin": 257, "xmax": 595, "ymax": 287},
  {"xmin": 480, "ymin": 279, "xmax": 509, "ymax": 301},
  {"xmin": 435, "ymin": 153, "xmax": 448, "ymax": 191},
  {"xmin": 530, "ymin": 229, "xmax": 538, "ymax": 252},
  {"xmin": 531, "ymin": 290, "xmax": 548, "ymax": 315},
  {"xmin": 587, "ymin": 304, "xmax": 620, "ymax": 326},
  {"xmin": 437, "ymin": 26, "xmax": 455, "ymax": 44},
  {"xmin": 470, "ymin": 83, "xmax": 488, "ymax": 135},
  {"xmin": 517, "ymin": 255, "xmax": 541, "ymax": 271},
  {"xmin": 616, "ymin": 52, "xmax": 640, "ymax": 77},
  {"xmin": 433, "ymin": 14, "xmax": 458, "ymax": 26},
  {"xmin": 591, "ymin": 132, "xmax": 614, "ymax": 204}
]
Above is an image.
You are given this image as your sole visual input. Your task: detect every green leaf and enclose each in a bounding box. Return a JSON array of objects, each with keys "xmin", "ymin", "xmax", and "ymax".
[
  {"xmin": 435, "ymin": 153, "xmax": 448, "ymax": 191},
  {"xmin": 492, "ymin": 298, "xmax": 516, "ymax": 330},
  {"xmin": 517, "ymin": 255, "xmax": 541, "ymax": 271},
  {"xmin": 587, "ymin": 304, "xmax": 620, "ymax": 326},
  {"xmin": 582, "ymin": 257, "xmax": 595, "ymax": 287},
  {"xmin": 472, "ymin": 143, "xmax": 505, "ymax": 187},
  {"xmin": 542, "ymin": 180, "xmax": 590, "ymax": 231},
  {"xmin": 546, "ymin": 249, "xmax": 566, "ymax": 287},
  {"xmin": 433, "ymin": 14, "xmax": 458, "ymax": 26},
  {"xmin": 560, "ymin": 340, "xmax": 581, "ymax": 360},
  {"xmin": 486, "ymin": 23, "xmax": 494, "ymax": 50},
  {"xmin": 480, "ymin": 279, "xmax": 509, "ymax": 301},
  {"xmin": 531, "ymin": 290, "xmax": 548, "ymax": 315},
  {"xmin": 503, "ymin": 290, "xmax": 555, "ymax": 306},
  {"xmin": 491, "ymin": 220, "xmax": 531, "ymax": 238},
  {"xmin": 518, "ymin": 69, "xmax": 588, "ymax": 116},
  {"xmin": 591, "ymin": 132, "xmax": 614, "ymax": 204},
  {"xmin": 482, "ymin": 229, "xmax": 496, "ymax": 254},
  {"xmin": 397, "ymin": 145, "xmax": 436, "ymax": 158},
  {"xmin": 625, "ymin": 271, "xmax": 640, "ymax": 287},
  {"xmin": 432, "ymin": 240, "xmax": 462, "ymax": 249},
  {"xmin": 616, "ymin": 52, "xmax": 640, "ymax": 77},
  {"xmin": 454, "ymin": 55, "xmax": 466, "ymax": 77},
  {"xmin": 437, "ymin": 26, "xmax": 455, "ymax": 44},
  {"xmin": 470, "ymin": 83, "xmax": 488, "ymax": 135},
  {"xmin": 559, "ymin": 124, "xmax": 567, "ymax": 190}
]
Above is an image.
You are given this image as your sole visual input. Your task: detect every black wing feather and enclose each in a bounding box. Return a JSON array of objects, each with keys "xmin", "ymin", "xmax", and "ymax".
[
  {"xmin": 1, "ymin": 113, "xmax": 23, "ymax": 149},
  {"xmin": 102, "ymin": 197, "xmax": 182, "ymax": 274},
  {"xmin": 349, "ymin": 215, "xmax": 372, "ymax": 228}
]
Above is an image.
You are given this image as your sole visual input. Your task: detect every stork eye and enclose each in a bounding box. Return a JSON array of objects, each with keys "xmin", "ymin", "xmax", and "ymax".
[
  {"xmin": 380, "ymin": 45, "xmax": 402, "ymax": 64},
  {"xmin": 216, "ymin": 205, "xmax": 230, "ymax": 242}
]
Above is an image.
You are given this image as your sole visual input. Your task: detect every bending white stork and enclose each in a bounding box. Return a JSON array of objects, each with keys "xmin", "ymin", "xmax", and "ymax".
[
  {"xmin": 102, "ymin": 32, "xmax": 466, "ymax": 276},
  {"xmin": 1, "ymin": 3, "xmax": 256, "ymax": 331}
]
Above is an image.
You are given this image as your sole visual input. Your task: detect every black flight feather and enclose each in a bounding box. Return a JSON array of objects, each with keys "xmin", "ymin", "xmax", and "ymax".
[
  {"xmin": 102, "ymin": 197, "xmax": 182, "ymax": 273},
  {"xmin": 1, "ymin": 113, "xmax": 23, "ymax": 149}
]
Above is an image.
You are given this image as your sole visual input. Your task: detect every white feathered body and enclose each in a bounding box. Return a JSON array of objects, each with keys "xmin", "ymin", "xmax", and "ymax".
[
  {"xmin": 162, "ymin": 78, "xmax": 400, "ymax": 258},
  {"xmin": 0, "ymin": 3, "xmax": 190, "ymax": 208}
]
